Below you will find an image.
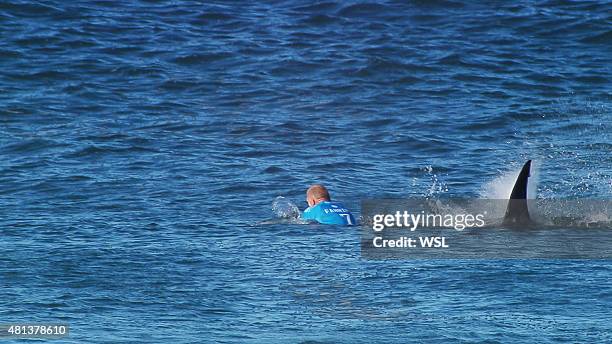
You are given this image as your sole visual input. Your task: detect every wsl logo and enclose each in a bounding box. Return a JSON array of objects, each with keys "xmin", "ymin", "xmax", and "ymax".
[
  {"xmin": 419, "ymin": 236, "xmax": 449, "ymax": 248},
  {"xmin": 372, "ymin": 236, "xmax": 449, "ymax": 248}
]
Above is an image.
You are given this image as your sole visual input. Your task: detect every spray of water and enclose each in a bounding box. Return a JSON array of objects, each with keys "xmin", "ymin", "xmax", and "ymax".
[
  {"xmin": 271, "ymin": 196, "xmax": 303, "ymax": 221},
  {"xmin": 480, "ymin": 161, "xmax": 539, "ymax": 200},
  {"xmin": 478, "ymin": 161, "xmax": 610, "ymax": 227},
  {"xmin": 423, "ymin": 165, "xmax": 449, "ymax": 198},
  {"xmin": 475, "ymin": 161, "xmax": 538, "ymax": 222}
]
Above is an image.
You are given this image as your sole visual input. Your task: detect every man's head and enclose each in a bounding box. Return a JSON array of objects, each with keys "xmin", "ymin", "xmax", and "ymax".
[{"xmin": 306, "ymin": 184, "xmax": 331, "ymax": 207}]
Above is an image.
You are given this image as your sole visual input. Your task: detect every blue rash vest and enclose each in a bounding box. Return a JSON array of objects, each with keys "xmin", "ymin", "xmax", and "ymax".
[{"xmin": 302, "ymin": 201, "xmax": 356, "ymax": 225}]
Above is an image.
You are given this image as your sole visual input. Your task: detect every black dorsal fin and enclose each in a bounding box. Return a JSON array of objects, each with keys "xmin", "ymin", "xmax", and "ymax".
[{"xmin": 503, "ymin": 160, "xmax": 532, "ymax": 226}]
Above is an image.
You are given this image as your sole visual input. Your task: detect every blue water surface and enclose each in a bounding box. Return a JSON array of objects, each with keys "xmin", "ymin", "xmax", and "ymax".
[{"xmin": 1, "ymin": 0, "xmax": 611, "ymax": 343}]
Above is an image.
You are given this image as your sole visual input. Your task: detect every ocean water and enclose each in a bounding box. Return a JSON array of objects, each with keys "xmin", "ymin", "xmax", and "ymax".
[{"xmin": 1, "ymin": 0, "xmax": 611, "ymax": 343}]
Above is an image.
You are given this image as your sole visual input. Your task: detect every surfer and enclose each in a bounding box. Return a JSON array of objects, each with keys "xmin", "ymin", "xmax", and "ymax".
[{"xmin": 302, "ymin": 184, "xmax": 356, "ymax": 225}]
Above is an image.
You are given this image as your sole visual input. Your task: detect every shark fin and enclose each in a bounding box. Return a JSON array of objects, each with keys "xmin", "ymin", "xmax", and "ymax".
[{"xmin": 503, "ymin": 160, "xmax": 532, "ymax": 226}]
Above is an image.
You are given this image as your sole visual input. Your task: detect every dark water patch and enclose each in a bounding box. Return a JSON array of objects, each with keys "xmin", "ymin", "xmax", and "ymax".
[
  {"xmin": 299, "ymin": 13, "xmax": 339, "ymax": 26},
  {"xmin": 580, "ymin": 30, "xmax": 612, "ymax": 44},
  {"xmin": 500, "ymin": 80, "xmax": 566, "ymax": 93},
  {"xmin": 481, "ymin": 90, "xmax": 512, "ymax": 99},
  {"xmin": 293, "ymin": 2, "xmax": 340, "ymax": 13},
  {"xmin": 237, "ymin": 45, "xmax": 278, "ymax": 56},
  {"xmin": 555, "ymin": 122, "xmax": 606, "ymax": 131},
  {"xmin": 337, "ymin": 3, "xmax": 390, "ymax": 18},
  {"xmin": 135, "ymin": 122, "xmax": 196, "ymax": 132},
  {"xmin": 409, "ymin": 14, "xmax": 445, "ymax": 23},
  {"xmin": 0, "ymin": 49, "xmax": 23, "ymax": 59},
  {"xmin": 483, "ymin": 36, "xmax": 528, "ymax": 47},
  {"xmin": 410, "ymin": 0, "xmax": 466, "ymax": 8},
  {"xmin": 59, "ymin": 39, "xmax": 99, "ymax": 49},
  {"xmin": 113, "ymin": 64, "xmax": 167, "ymax": 78},
  {"xmin": 437, "ymin": 54, "xmax": 478, "ymax": 68},
  {"xmin": 196, "ymin": 11, "xmax": 236, "ymax": 22},
  {"xmin": 215, "ymin": 184, "xmax": 261, "ymax": 194},
  {"xmin": 13, "ymin": 34, "xmax": 64, "ymax": 47},
  {"xmin": 263, "ymin": 166, "xmax": 285, "ymax": 174},
  {"xmin": 0, "ymin": 1, "xmax": 65, "ymax": 17},
  {"xmin": 172, "ymin": 52, "xmax": 233, "ymax": 66},
  {"xmin": 452, "ymin": 73, "xmax": 502, "ymax": 83},
  {"xmin": 228, "ymin": 150, "xmax": 289, "ymax": 158},
  {"xmin": 309, "ymin": 162, "xmax": 363, "ymax": 171},
  {"xmin": 573, "ymin": 75, "xmax": 609, "ymax": 84},
  {"xmin": 147, "ymin": 100, "xmax": 192, "ymax": 111},
  {"xmin": 159, "ymin": 79, "xmax": 201, "ymax": 91},
  {"xmin": 392, "ymin": 75, "xmax": 423, "ymax": 85},
  {"xmin": 459, "ymin": 116, "xmax": 511, "ymax": 131},
  {"xmin": 274, "ymin": 121, "xmax": 304, "ymax": 131},
  {"xmin": 77, "ymin": 133, "xmax": 130, "ymax": 142},
  {"xmin": 1, "ymin": 139, "xmax": 63, "ymax": 154},
  {"xmin": 525, "ymin": 72, "xmax": 565, "ymax": 84},
  {"xmin": 61, "ymin": 175, "xmax": 95, "ymax": 182},
  {"xmin": 228, "ymin": 125, "xmax": 265, "ymax": 136},
  {"xmin": 357, "ymin": 118, "xmax": 400, "ymax": 128},
  {"xmin": 97, "ymin": 45, "xmax": 144, "ymax": 56},
  {"xmin": 65, "ymin": 145, "xmax": 159, "ymax": 158},
  {"xmin": 349, "ymin": 58, "xmax": 441, "ymax": 77},
  {"xmin": 80, "ymin": 22, "xmax": 148, "ymax": 37},
  {"xmin": 368, "ymin": 134, "xmax": 460, "ymax": 154},
  {"xmin": 270, "ymin": 59, "xmax": 323, "ymax": 77}
]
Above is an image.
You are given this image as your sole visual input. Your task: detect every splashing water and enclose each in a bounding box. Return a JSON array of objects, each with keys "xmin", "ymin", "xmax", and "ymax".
[
  {"xmin": 424, "ymin": 165, "xmax": 449, "ymax": 198},
  {"xmin": 480, "ymin": 161, "xmax": 539, "ymax": 200},
  {"xmin": 476, "ymin": 161, "xmax": 539, "ymax": 221},
  {"xmin": 272, "ymin": 196, "xmax": 301, "ymax": 220},
  {"xmin": 477, "ymin": 162, "xmax": 611, "ymax": 227}
]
